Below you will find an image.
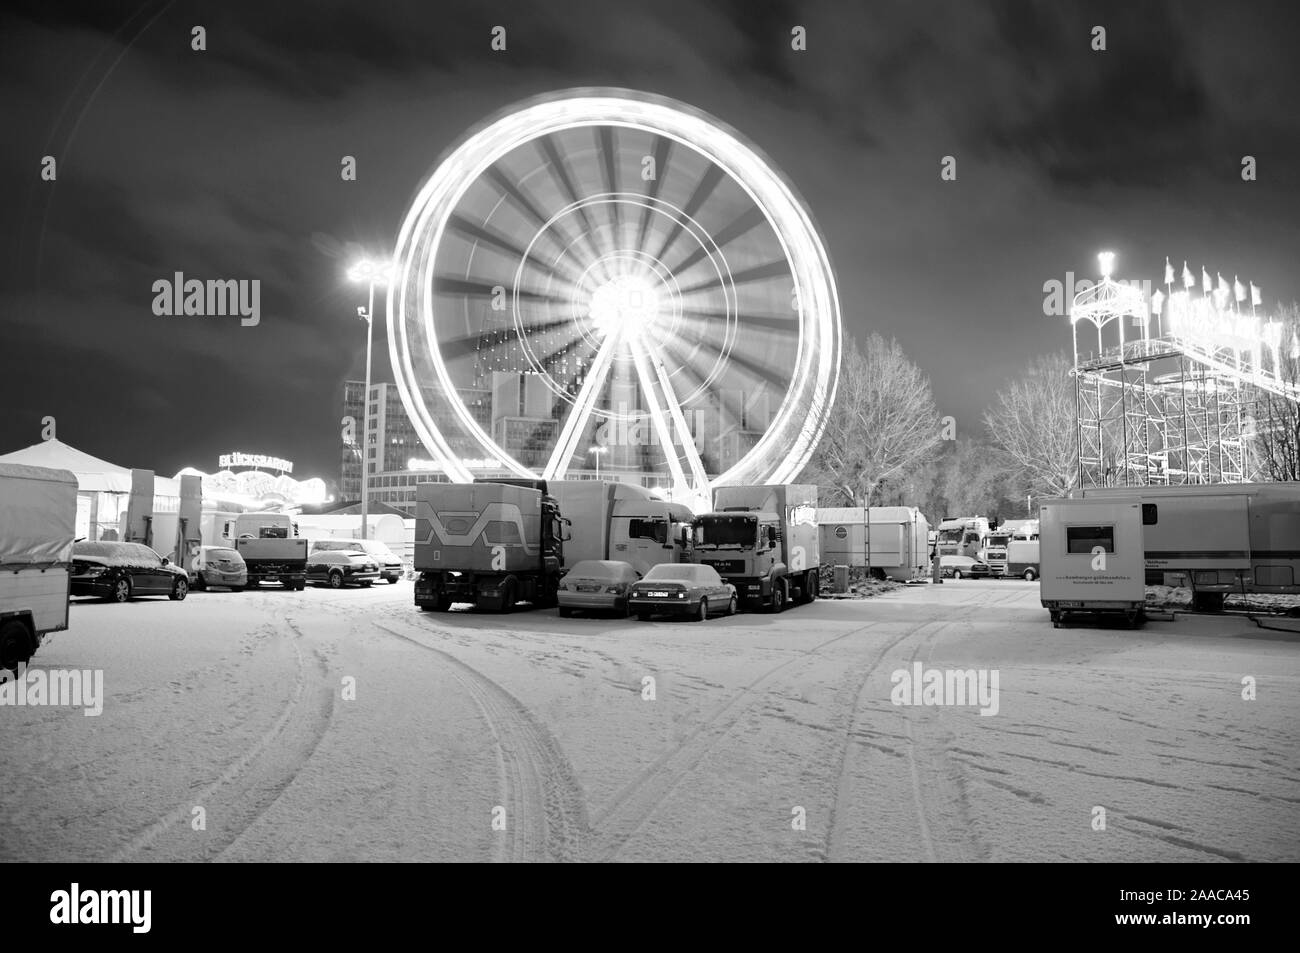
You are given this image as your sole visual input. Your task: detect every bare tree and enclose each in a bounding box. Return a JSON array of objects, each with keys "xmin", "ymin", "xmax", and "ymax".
[
  {"xmin": 983, "ymin": 351, "xmax": 1079, "ymax": 499},
  {"xmin": 801, "ymin": 333, "xmax": 942, "ymax": 505},
  {"xmin": 1253, "ymin": 303, "xmax": 1300, "ymax": 481}
]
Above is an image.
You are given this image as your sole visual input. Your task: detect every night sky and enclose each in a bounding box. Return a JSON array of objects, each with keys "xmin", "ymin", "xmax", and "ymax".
[{"xmin": 3, "ymin": 0, "xmax": 1299, "ymax": 483}]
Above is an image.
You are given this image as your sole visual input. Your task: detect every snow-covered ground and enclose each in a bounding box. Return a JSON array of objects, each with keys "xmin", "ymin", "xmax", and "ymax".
[{"xmin": 2, "ymin": 578, "xmax": 1297, "ymax": 862}]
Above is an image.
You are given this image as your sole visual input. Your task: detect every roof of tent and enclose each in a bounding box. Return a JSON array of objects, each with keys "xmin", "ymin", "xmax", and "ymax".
[{"xmin": 0, "ymin": 438, "xmax": 178, "ymax": 497}]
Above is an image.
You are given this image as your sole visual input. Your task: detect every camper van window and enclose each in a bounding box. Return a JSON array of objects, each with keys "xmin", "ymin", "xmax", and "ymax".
[
  {"xmin": 1142, "ymin": 504, "xmax": 1158, "ymax": 525},
  {"xmin": 484, "ymin": 521, "xmax": 523, "ymax": 545},
  {"xmin": 1066, "ymin": 525, "xmax": 1115, "ymax": 554},
  {"xmin": 442, "ymin": 516, "xmax": 470, "ymax": 535},
  {"xmin": 629, "ymin": 519, "xmax": 668, "ymax": 544}
]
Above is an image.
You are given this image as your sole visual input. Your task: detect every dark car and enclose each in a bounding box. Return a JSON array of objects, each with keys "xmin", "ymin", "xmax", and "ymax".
[
  {"xmin": 311, "ymin": 539, "xmax": 403, "ymax": 583},
  {"xmin": 306, "ymin": 548, "xmax": 380, "ymax": 588},
  {"xmin": 628, "ymin": 563, "xmax": 737, "ymax": 621},
  {"xmin": 71, "ymin": 541, "xmax": 189, "ymax": 602}
]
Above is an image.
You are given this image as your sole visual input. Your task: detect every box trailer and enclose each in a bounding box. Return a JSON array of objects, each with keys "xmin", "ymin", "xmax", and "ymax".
[
  {"xmin": 1040, "ymin": 497, "xmax": 1146, "ymax": 628},
  {"xmin": 1076, "ymin": 482, "xmax": 1300, "ymax": 611},
  {"xmin": 548, "ymin": 480, "xmax": 695, "ymax": 576},
  {"xmin": 414, "ymin": 481, "xmax": 567, "ymax": 612},
  {"xmin": 816, "ymin": 506, "xmax": 930, "ymax": 581},
  {"xmin": 0, "ymin": 463, "xmax": 79, "ymax": 669}
]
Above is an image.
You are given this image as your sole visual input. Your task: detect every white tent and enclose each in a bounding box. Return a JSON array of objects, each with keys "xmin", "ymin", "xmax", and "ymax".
[{"xmin": 0, "ymin": 438, "xmax": 132, "ymax": 492}]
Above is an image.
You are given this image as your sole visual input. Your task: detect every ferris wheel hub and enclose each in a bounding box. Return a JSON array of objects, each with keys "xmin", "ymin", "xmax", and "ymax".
[{"xmin": 589, "ymin": 274, "xmax": 660, "ymax": 340}]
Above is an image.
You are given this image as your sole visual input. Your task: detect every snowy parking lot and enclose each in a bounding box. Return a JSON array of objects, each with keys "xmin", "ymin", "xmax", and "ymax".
[{"xmin": 2, "ymin": 579, "xmax": 1297, "ymax": 863}]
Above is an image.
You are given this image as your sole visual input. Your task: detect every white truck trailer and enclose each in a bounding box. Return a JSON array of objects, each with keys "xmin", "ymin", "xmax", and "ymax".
[
  {"xmin": 1039, "ymin": 497, "xmax": 1146, "ymax": 628},
  {"xmin": 816, "ymin": 506, "xmax": 930, "ymax": 581},
  {"xmin": 548, "ymin": 480, "xmax": 695, "ymax": 576},
  {"xmin": 0, "ymin": 464, "xmax": 79, "ymax": 669}
]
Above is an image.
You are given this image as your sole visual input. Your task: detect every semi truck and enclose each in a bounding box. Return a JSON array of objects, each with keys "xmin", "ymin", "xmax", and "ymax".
[
  {"xmin": 229, "ymin": 513, "xmax": 307, "ymax": 590},
  {"xmin": 1039, "ymin": 497, "xmax": 1146, "ymax": 628},
  {"xmin": 414, "ymin": 480, "xmax": 568, "ymax": 612},
  {"xmin": 815, "ymin": 506, "xmax": 931, "ymax": 581},
  {"xmin": 0, "ymin": 464, "xmax": 78, "ymax": 671},
  {"xmin": 1075, "ymin": 482, "xmax": 1300, "ymax": 611},
  {"xmin": 982, "ymin": 529, "xmax": 1011, "ymax": 576},
  {"xmin": 691, "ymin": 484, "xmax": 819, "ymax": 611},
  {"xmin": 935, "ymin": 516, "xmax": 990, "ymax": 559},
  {"xmin": 548, "ymin": 480, "xmax": 695, "ymax": 576}
]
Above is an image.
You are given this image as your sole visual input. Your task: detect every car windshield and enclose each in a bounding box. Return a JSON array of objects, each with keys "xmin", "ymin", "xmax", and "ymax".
[
  {"xmin": 643, "ymin": 564, "xmax": 714, "ymax": 584},
  {"xmin": 208, "ymin": 548, "xmax": 240, "ymax": 560},
  {"xmin": 938, "ymin": 529, "xmax": 963, "ymax": 542},
  {"xmin": 695, "ymin": 516, "xmax": 754, "ymax": 547}
]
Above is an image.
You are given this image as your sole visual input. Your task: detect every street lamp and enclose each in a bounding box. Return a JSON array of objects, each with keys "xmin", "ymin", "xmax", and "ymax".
[
  {"xmin": 587, "ymin": 445, "xmax": 608, "ymax": 479},
  {"xmin": 347, "ymin": 258, "xmax": 394, "ymax": 540}
]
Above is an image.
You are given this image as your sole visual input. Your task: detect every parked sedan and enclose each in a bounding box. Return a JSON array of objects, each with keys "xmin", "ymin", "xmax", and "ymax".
[
  {"xmin": 558, "ymin": 560, "xmax": 640, "ymax": 617},
  {"xmin": 628, "ymin": 563, "xmax": 737, "ymax": 621},
  {"xmin": 70, "ymin": 541, "xmax": 189, "ymax": 602},
  {"xmin": 311, "ymin": 538, "xmax": 404, "ymax": 583},
  {"xmin": 939, "ymin": 555, "xmax": 989, "ymax": 579},
  {"xmin": 191, "ymin": 545, "xmax": 248, "ymax": 590},
  {"xmin": 306, "ymin": 549, "xmax": 380, "ymax": 588}
]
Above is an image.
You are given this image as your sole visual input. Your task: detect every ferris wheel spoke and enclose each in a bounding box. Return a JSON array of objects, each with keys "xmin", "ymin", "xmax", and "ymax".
[
  {"xmin": 595, "ymin": 126, "xmax": 621, "ymax": 242},
  {"xmin": 648, "ymin": 163, "xmax": 726, "ymax": 264},
  {"xmin": 625, "ymin": 337, "xmax": 691, "ymax": 491},
  {"xmin": 445, "ymin": 213, "xmax": 585, "ymax": 294},
  {"xmin": 438, "ymin": 317, "xmax": 584, "ymax": 361},
  {"xmin": 676, "ymin": 259, "xmax": 790, "ymax": 297},
  {"xmin": 667, "ymin": 205, "xmax": 768, "ymax": 276},
  {"xmin": 542, "ymin": 331, "xmax": 622, "ymax": 480},
  {"xmin": 635, "ymin": 136, "xmax": 674, "ymax": 251},
  {"xmin": 678, "ymin": 308, "xmax": 799, "ymax": 334},
  {"xmin": 639, "ymin": 338, "xmax": 711, "ymax": 491},
  {"xmin": 434, "ymin": 275, "xmax": 567, "ymax": 307},
  {"xmin": 539, "ymin": 134, "xmax": 608, "ymax": 277},
  {"xmin": 484, "ymin": 164, "xmax": 595, "ymax": 276}
]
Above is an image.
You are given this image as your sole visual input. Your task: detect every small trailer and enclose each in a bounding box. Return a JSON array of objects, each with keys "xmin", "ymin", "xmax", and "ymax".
[{"xmin": 1039, "ymin": 497, "xmax": 1147, "ymax": 629}]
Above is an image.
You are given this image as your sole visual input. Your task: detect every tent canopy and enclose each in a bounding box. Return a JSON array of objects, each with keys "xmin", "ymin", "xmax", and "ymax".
[{"xmin": 0, "ymin": 438, "xmax": 177, "ymax": 497}]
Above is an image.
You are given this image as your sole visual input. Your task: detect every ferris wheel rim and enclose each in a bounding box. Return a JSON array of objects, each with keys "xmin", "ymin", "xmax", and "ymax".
[{"xmin": 387, "ymin": 88, "xmax": 841, "ymax": 489}]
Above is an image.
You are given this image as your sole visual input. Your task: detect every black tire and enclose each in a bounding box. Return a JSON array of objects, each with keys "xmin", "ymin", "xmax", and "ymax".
[
  {"xmin": 1191, "ymin": 591, "xmax": 1225, "ymax": 613},
  {"xmin": 169, "ymin": 577, "xmax": 188, "ymax": 601},
  {"xmin": 0, "ymin": 620, "xmax": 32, "ymax": 672},
  {"xmin": 360, "ymin": 580, "xmax": 373, "ymax": 588},
  {"xmin": 192, "ymin": 572, "xmax": 206, "ymax": 592},
  {"xmin": 727, "ymin": 594, "xmax": 738, "ymax": 615},
  {"xmin": 328, "ymin": 570, "xmax": 344, "ymax": 589},
  {"xmin": 500, "ymin": 578, "xmax": 518, "ymax": 614},
  {"xmin": 294, "ymin": 582, "xmax": 306, "ymax": 591},
  {"xmin": 769, "ymin": 581, "xmax": 786, "ymax": 613},
  {"xmin": 109, "ymin": 577, "xmax": 132, "ymax": 603},
  {"xmin": 559, "ymin": 606, "xmax": 573, "ymax": 618},
  {"xmin": 388, "ymin": 577, "xmax": 399, "ymax": 584},
  {"xmin": 805, "ymin": 570, "xmax": 818, "ymax": 603},
  {"xmin": 696, "ymin": 598, "xmax": 708, "ymax": 622},
  {"xmin": 952, "ymin": 570, "xmax": 963, "ymax": 580},
  {"xmin": 1023, "ymin": 569, "xmax": 1037, "ymax": 582}
]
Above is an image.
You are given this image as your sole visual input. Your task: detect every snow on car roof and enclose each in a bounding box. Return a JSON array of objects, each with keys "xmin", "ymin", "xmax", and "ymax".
[{"xmin": 643, "ymin": 563, "xmax": 717, "ymax": 582}]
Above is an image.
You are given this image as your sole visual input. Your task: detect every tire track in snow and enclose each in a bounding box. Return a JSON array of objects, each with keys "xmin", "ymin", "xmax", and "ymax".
[
  {"xmin": 109, "ymin": 617, "xmax": 335, "ymax": 862},
  {"xmin": 372, "ymin": 621, "xmax": 588, "ymax": 863}
]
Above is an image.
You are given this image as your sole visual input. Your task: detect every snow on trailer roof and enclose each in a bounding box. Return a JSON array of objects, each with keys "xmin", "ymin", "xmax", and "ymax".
[{"xmin": 816, "ymin": 506, "xmax": 921, "ymax": 524}]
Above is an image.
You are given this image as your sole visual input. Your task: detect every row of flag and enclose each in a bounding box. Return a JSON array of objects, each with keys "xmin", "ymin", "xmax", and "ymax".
[{"xmin": 1163, "ymin": 257, "xmax": 1261, "ymax": 308}]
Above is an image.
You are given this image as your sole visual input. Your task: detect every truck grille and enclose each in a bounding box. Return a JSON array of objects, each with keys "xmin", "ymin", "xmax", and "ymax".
[{"xmin": 702, "ymin": 559, "xmax": 744, "ymax": 574}]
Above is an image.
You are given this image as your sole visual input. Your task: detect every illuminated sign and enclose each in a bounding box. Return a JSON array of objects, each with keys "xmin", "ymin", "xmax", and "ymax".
[
  {"xmin": 407, "ymin": 457, "xmax": 503, "ymax": 473},
  {"xmin": 218, "ymin": 452, "xmax": 293, "ymax": 473}
]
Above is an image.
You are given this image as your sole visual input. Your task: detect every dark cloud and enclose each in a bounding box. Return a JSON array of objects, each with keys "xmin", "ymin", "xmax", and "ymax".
[{"xmin": 2, "ymin": 0, "xmax": 1298, "ymax": 480}]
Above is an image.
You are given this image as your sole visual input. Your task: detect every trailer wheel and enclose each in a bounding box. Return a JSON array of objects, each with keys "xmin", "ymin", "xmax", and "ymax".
[
  {"xmin": 0, "ymin": 620, "xmax": 33, "ymax": 672},
  {"xmin": 1023, "ymin": 569, "xmax": 1037, "ymax": 582}
]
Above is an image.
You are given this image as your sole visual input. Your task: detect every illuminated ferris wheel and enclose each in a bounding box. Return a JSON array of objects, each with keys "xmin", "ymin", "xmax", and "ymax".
[{"xmin": 387, "ymin": 88, "xmax": 841, "ymax": 498}]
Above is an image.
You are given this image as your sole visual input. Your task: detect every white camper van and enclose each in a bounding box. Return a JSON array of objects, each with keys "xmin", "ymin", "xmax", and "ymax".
[{"xmin": 1039, "ymin": 497, "xmax": 1146, "ymax": 628}]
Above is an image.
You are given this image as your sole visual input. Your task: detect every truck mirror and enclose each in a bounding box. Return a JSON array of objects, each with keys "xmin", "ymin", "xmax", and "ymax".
[
  {"xmin": 680, "ymin": 526, "xmax": 690, "ymax": 548},
  {"xmin": 767, "ymin": 526, "xmax": 778, "ymax": 547}
]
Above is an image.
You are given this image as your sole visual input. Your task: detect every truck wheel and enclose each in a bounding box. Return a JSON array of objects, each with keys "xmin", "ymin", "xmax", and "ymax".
[
  {"xmin": 500, "ymin": 578, "xmax": 518, "ymax": 613},
  {"xmin": 169, "ymin": 577, "xmax": 188, "ymax": 601},
  {"xmin": 328, "ymin": 570, "xmax": 344, "ymax": 589},
  {"xmin": 727, "ymin": 594, "xmax": 738, "ymax": 615},
  {"xmin": 805, "ymin": 570, "xmax": 818, "ymax": 603},
  {"xmin": 0, "ymin": 620, "xmax": 32, "ymax": 672},
  {"xmin": 1023, "ymin": 569, "xmax": 1037, "ymax": 582},
  {"xmin": 769, "ymin": 582, "xmax": 786, "ymax": 613},
  {"xmin": 109, "ymin": 577, "xmax": 132, "ymax": 603},
  {"xmin": 695, "ymin": 598, "xmax": 708, "ymax": 622}
]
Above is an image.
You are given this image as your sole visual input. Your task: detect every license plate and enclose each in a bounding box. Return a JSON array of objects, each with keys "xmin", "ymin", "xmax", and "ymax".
[
  {"xmin": 647, "ymin": 591, "xmax": 669, "ymax": 598},
  {"xmin": 577, "ymin": 585, "xmax": 599, "ymax": 592},
  {"xmin": 1060, "ymin": 601, "xmax": 1083, "ymax": 607},
  {"xmin": 265, "ymin": 576, "xmax": 279, "ymax": 582}
]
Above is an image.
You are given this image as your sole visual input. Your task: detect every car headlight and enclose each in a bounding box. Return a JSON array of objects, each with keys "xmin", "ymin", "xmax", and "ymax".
[
  {"xmin": 605, "ymin": 584, "xmax": 626, "ymax": 594},
  {"xmin": 82, "ymin": 566, "xmax": 105, "ymax": 577}
]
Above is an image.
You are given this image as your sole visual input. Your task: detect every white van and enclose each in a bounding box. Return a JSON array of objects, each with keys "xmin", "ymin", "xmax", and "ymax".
[{"xmin": 1039, "ymin": 497, "xmax": 1146, "ymax": 628}]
